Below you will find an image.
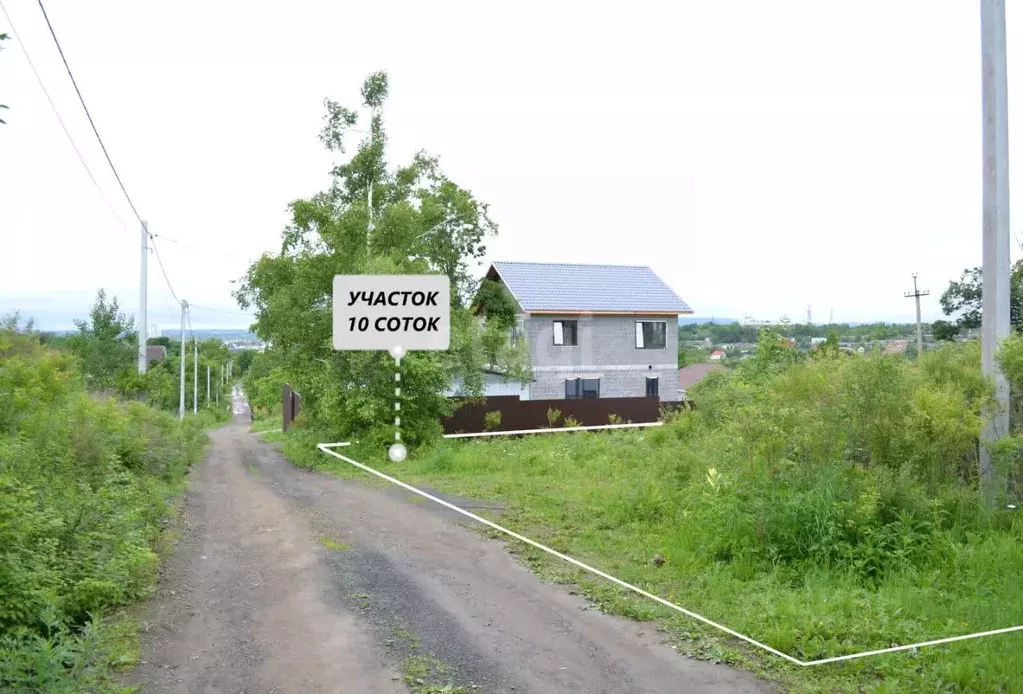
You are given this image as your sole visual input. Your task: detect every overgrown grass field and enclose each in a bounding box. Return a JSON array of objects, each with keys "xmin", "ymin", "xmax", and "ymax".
[{"xmin": 280, "ymin": 343, "xmax": 1023, "ymax": 692}]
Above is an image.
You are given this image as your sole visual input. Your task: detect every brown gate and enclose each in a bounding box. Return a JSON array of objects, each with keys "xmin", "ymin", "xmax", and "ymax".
[{"xmin": 282, "ymin": 384, "xmax": 302, "ymax": 431}]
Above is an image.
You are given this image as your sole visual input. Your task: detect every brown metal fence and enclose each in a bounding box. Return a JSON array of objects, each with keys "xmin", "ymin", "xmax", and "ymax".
[
  {"xmin": 282, "ymin": 384, "xmax": 302, "ymax": 431},
  {"xmin": 442, "ymin": 396, "xmax": 685, "ymax": 434}
]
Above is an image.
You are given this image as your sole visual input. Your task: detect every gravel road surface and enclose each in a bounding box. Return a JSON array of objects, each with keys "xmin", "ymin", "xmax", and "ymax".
[{"xmin": 130, "ymin": 388, "xmax": 770, "ymax": 693}]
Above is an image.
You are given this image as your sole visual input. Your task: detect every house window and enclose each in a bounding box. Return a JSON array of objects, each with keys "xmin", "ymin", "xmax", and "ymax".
[
  {"xmin": 566, "ymin": 378, "xmax": 600, "ymax": 399},
  {"xmin": 646, "ymin": 377, "xmax": 659, "ymax": 398},
  {"xmin": 635, "ymin": 321, "xmax": 667, "ymax": 349},
  {"xmin": 553, "ymin": 320, "xmax": 578, "ymax": 346},
  {"xmin": 510, "ymin": 317, "xmax": 525, "ymax": 346}
]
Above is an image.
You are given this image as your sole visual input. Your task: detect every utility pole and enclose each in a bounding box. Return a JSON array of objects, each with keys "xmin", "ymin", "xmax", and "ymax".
[
  {"xmin": 806, "ymin": 304, "xmax": 812, "ymax": 326},
  {"xmin": 367, "ymin": 178, "xmax": 374, "ymax": 254},
  {"xmin": 178, "ymin": 300, "xmax": 187, "ymax": 420},
  {"xmin": 981, "ymin": 0, "xmax": 1011, "ymax": 502},
  {"xmin": 138, "ymin": 221, "xmax": 148, "ymax": 374},
  {"xmin": 193, "ymin": 334, "xmax": 198, "ymax": 414},
  {"xmin": 904, "ymin": 273, "xmax": 930, "ymax": 358},
  {"xmin": 207, "ymin": 364, "xmax": 211, "ymax": 405}
]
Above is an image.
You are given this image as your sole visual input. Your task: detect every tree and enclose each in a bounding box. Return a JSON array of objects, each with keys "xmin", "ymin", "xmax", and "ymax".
[
  {"xmin": 236, "ymin": 71, "xmax": 529, "ymax": 448},
  {"xmin": 932, "ymin": 319, "xmax": 960, "ymax": 342},
  {"xmin": 939, "ymin": 260, "xmax": 1023, "ymax": 332},
  {"xmin": 66, "ymin": 290, "xmax": 137, "ymax": 390}
]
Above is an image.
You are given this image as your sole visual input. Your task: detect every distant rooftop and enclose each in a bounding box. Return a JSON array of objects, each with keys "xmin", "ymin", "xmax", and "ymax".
[{"xmin": 487, "ymin": 261, "xmax": 692, "ymax": 314}]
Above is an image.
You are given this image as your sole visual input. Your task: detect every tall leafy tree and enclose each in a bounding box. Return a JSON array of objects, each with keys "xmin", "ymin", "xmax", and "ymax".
[
  {"xmin": 236, "ymin": 71, "xmax": 529, "ymax": 447},
  {"xmin": 66, "ymin": 290, "xmax": 137, "ymax": 390},
  {"xmin": 939, "ymin": 260, "xmax": 1023, "ymax": 336}
]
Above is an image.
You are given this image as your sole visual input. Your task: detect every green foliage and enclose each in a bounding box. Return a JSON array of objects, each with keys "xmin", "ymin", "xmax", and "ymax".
[
  {"xmin": 64, "ymin": 290, "xmax": 137, "ymax": 392},
  {"xmin": 931, "ymin": 318, "xmax": 960, "ymax": 342},
  {"xmin": 472, "ymin": 279, "xmax": 517, "ymax": 328},
  {"xmin": 677, "ymin": 345, "xmax": 709, "ymax": 367},
  {"xmin": 562, "ymin": 415, "xmax": 581, "ymax": 428},
  {"xmin": 482, "ymin": 410, "xmax": 502, "ymax": 432},
  {"xmin": 236, "ymin": 71, "xmax": 529, "ymax": 450},
  {"xmin": 0, "ymin": 326, "xmax": 208, "ymax": 689},
  {"xmin": 297, "ymin": 341, "xmax": 1021, "ymax": 691},
  {"xmin": 940, "ymin": 260, "xmax": 1023, "ymax": 332},
  {"xmin": 545, "ymin": 407, "xmax": 561, "ymax": 428},
  {"xmin": 679, "ymin": 320, "xmax": 915, "ymax": 347}
]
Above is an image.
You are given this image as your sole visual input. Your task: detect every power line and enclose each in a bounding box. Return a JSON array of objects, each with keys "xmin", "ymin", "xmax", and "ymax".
[
  {"xmin": 189, "ymin": 303, "xmax": 251, "ymax": 317},
  {"xmin": 0, "ymin": 0, "xmax": 129, "ymax": 235},
  {"xmin": 35, "ymin": 0, "xmax": 144, "ymax": 225},
  {"xmin": 149, "ymin": 237, "xmax": 181, "ymax": 305}
]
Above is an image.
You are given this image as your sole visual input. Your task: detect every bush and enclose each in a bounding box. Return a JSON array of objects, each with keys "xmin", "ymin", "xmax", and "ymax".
[
  {"xmin": 0, "ymin": 332, "xmax": 208, "ymax": 689},
  {"xmin": 483, "ymin": 410, "xmax": 502, "ymax": 432},
  {"xmin": 545, "ymin": 407, "xmax": 561, "ymax": 428},
  {"xmin": 563, "ymin": 416, "xmax": 581, "ymax": 428}
]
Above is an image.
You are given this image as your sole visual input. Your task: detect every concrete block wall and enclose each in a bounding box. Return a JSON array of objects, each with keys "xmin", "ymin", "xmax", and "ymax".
[{"xmin": 525, "ymin": 313, "xmax": 680, "ymax": 401}]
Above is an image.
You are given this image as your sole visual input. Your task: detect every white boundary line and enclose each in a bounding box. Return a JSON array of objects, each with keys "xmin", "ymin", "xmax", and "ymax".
[
  {"xmin": 316, "ymin": 441, "xmax": 1023, "ymax": 667},
  {"xmin": 443, "ymin": 421, "xmax": 662, "ymax": 439}
]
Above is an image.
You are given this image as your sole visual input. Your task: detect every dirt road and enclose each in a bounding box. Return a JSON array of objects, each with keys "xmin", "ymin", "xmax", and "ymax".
[{"xmin": 130, "ymin": 391, "xmax": 770, "ymax": 693}]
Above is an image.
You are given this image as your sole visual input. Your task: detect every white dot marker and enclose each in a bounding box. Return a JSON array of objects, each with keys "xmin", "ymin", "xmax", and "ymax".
[
  {"xmin": 389, "ymin": 344, "xmax": 405, "ymax": 365},
  {"xmin": 388, "ymin": 442, "xmax": 407, "ymax": 462}
]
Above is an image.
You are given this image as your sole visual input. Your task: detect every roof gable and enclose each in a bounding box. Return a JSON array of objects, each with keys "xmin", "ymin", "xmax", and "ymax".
[{"xmin": 488, "ymin": 261, "xmax": 692, "ymax": 314}]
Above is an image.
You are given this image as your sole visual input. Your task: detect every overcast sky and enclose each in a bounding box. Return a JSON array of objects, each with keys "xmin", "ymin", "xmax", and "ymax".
[{"xmin": 0, "ymin": 0, "xmax": 1019, "ymax": 330}]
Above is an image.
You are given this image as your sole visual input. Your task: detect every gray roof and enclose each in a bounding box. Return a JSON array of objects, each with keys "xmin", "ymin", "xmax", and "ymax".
[{"xmin": 488, "ymin": 261, "xmax": 692, "ymax": 314}]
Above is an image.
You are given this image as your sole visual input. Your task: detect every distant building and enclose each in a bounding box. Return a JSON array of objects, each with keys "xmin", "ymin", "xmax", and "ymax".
[
  {"xmin": 678, "ymin": 363, "xmax": 724, "ymax": 391},
  {"xmin": 810, "ymin": 337, "xmax": 827, "ymax": 346},
  {"xmin": 146, "ymin": 345, "xmax": 167, "ymax": 363},
  {"xmin": 468, "ymin": 261, "xmax": 692, "ymax": 401},
  {"xmin": 709, "ymin": 349, "xmax": 726, "ymax": 361},
  {"xmin": 883, "ymin": 340, "xmax": 908, "ymax": 355}
]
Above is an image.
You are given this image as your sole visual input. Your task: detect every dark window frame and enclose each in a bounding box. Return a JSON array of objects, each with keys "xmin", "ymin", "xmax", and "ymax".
[
  {"xmin": 646, "ymin": 377, "xmax": 659, "ymax": 398},
  {"xmin": 553, "ymin": 319, "xmax": 578, "ymax": 346},
  {"xmin": 636, "ymin": 320, "xmax": 667, "ymax": 349},
  {"xmin": 565, "ymin": 377, "xmax": 600, "ymax": 399}
]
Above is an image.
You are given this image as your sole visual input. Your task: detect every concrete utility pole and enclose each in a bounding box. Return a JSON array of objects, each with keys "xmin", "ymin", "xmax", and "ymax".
[
  {"xmin": 179, "ymin": 300, "xmax": 187, "ymax": 420},
  {"xmin": 981, "ymin": 0, "xmax": 1011, "ymax": 501},
  {"xmin": 904, "ymin": 274, "xmax": 930, "ymax": 358},
  {"xmin": 138, "ymin": 221, "xmax": 148, "ymax": 374},
  {"xmin": 193, "ymin": 334, "xmax": 198, "ymax": 414},
  {"xmin": 207, "ymin": 365, "xmax": 211, "ymax": 404}
]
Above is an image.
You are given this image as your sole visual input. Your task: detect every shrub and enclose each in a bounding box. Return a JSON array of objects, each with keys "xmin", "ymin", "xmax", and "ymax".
[
  {"xmin": 483, "ymin": 410, "xmax": 502, "ymax": 432},
  {"xmin": 563, "ymin": 416, "xmax": 581, "ymax": 428},
  {"xmin": 546, "ymin": 407, "xmax": 561, "ymax": 428},
  {"xmin": 0, "ymin": 333, "xmax": 208, "ymax": 688}
]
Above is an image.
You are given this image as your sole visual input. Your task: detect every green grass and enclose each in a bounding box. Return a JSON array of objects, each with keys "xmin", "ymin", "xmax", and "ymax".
[
  {"xmin": 318, "ymin": 536, "xmax": 353, "ymax": 552},
  {"xmin": 272, "ymin": 348, "xmax": 1023, "ymax": 692},
  {"xmin": 278, "ymin": 422, "xmax": 1023, "ymax": 693},
  {"xmin": 250, "ymin": 411, "xmax": 283, "ymax": 433}
]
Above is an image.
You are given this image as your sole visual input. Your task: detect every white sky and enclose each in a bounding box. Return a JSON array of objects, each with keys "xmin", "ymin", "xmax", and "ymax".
[{"xmin": 0, "ymin": 0, "xmax": 1018, "ymax": 330}]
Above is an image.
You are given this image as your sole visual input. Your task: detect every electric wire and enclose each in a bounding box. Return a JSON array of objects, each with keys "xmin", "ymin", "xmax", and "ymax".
[
  {"xmin": 0, "ymin": 0, "xmax": 129, "ymax": 235},
  {"xmin": 24, "ymin": 0, "xmax": 187, "ymax": 311},
  {"xmin": 189, "ymin": 303, "xmax": 251, "ymax": 317},
  {"xmin": 35, "ymin": 0, "xmax": 143, "ymax": 225}
]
